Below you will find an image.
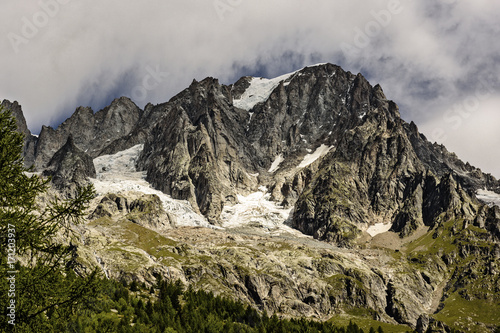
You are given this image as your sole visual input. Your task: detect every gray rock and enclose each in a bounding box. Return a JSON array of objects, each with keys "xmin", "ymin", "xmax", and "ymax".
[
  {"xmin": 1, "ymin": 99, "xmax": 38, "ymax": 167},
  {"xmin": 42, "ymin": 135, "xmax": 96, "ymax": 197},
  {"xmin": 34, "ymin": 97, "xmax": 142, "ymax": 169},
  {"xmin": 90, "ymin": 192, "xmax": 175, "ymax": 231}
]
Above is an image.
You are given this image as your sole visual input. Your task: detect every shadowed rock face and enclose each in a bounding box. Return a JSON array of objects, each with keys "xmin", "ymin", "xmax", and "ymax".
[
  {"xmin": 290, "ymin": 100, "xmax": 483, "ymax": 244},
  {"xmin": 42, "ymin": 135, "xmax": 96, "ymax": 197}
]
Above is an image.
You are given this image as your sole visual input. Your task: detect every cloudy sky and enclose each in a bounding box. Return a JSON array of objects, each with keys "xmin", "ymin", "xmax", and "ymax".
[{"xmin": 1, "ymin": 0, "xmax": 499, "ymax": 177}]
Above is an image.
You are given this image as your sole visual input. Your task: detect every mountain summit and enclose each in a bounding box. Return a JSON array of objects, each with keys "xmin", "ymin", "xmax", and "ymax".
[{"xmin": 139, "ymin": 63, "xmax": 498, "ymax": 244}]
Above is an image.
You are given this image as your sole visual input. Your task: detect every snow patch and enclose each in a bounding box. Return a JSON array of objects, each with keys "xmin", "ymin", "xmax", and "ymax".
[
  {"xmin": 268, "ymin": 154, "xmax": 284, "ymax": 173},
  {"xmin": 297, "ymin": 144, "xmax": 333, "ymax": 168},
  {"xmin": 91, "ymin": 144, "xmax": 210, "ymax": 228},
  {"xmin": 367, "ymin": 223, "xmax": 392, "ymax": 237},
  {"xmin": 308, "ymin": 62, "xmax": 328, "ymax": 68},
  {"xmin": 220, "ymin": 188, "xmax": 294, "ymax": 233},
  {"xmin": 232, "ymin": 64, "xmax": 329, "ymax": 111},
  {"xmin": 476, "ymin": 189, "xmax": 500, "ymax": 207},
  {"xmin": 233, "ymin": 72, "xmax": 294, "ymax": 111}
]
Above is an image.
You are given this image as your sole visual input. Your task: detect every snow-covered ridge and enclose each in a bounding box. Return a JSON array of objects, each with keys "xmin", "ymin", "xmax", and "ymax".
[
  {"xmin": 91, "ymin": 145, "xmax": 211, "ymax": 228},
  {"xmin": 233, "ymin": 73, "xmax": 295, "ymax": 111},
  {"xmin": 233, "ymin": 63, "xmax": 329, "ymax": 111}
]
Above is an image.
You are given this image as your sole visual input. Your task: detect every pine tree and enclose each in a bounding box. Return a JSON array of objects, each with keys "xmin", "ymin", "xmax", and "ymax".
[{"xmin": 0, "ymin": 105, "xmax": 100, "ymax": 330}]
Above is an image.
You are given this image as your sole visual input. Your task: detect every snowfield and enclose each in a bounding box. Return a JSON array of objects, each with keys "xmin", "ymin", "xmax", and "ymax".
[
  {"xmin": 91, "ymin": 145, "xmax": 211, "ymax": 228},
  {"xmin": 220, "ymin": 187, "xmax": 306, "ymax": 237},
  {"xmin": 90, "ymin": 145, "xmax": 299, "ymax": 236},
  {"xmin": 233, "ymin": 73, "xmax": 295, "ymax": 111},
  {"xmin": 366, "ymin": 223, "xmax": 392, "ymax": 237},
  {"xmin": 476, "ymin": 189, "xmax": 500, "ymax": 208},
  {"xmin": 268, "ymin": 154, "xmax": 284, "ymax": 173}
]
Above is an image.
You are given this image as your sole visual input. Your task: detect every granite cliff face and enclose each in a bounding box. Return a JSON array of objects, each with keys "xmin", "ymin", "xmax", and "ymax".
[
  {"xmin": 34, "ymin": 96, "xmax": 142, "ymax": 169},
  {"xmin": 5, "ymin": 63, "xmax": 500, "ymax": 331},
  {"xmin": 1, "ymin": 99, "xmax": 38, "ymax": 167},
  {"xmin": 42, "ymin": 135, "xmax": 96, "ymax": 197}
]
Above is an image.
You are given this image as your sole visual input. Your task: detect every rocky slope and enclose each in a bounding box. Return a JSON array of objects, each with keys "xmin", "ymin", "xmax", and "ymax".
[
  {"xmin": 42, "ymin": 135, "xmax": 96, "ymax": 197},
  {"xmin": 75, "ymin": 182, "xmax": 498, "ymax": 331},
  {"xmin": 6, "ymin": 63, "xmax": 500, "ymax": 331}
]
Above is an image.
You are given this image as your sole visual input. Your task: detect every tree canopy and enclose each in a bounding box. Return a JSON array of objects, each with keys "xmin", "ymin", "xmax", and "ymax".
[{"xmin": 0, "ymin": 105, "xmax": 100, "ymax": 331}]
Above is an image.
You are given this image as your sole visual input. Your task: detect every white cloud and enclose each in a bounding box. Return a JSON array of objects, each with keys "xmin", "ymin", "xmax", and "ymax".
[
  {"xmin": 1, "ymin": 0, "xmax": 499, "ymax": 177},
  {"xmin": 420, "ymin": 96, "xmax": 500, "ymax": 178}
]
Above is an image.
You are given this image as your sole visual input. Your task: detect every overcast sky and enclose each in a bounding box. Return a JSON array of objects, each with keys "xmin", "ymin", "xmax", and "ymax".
[{"xmin": 1, "ymin": 0, "xmax": 499, "ymax": 177}]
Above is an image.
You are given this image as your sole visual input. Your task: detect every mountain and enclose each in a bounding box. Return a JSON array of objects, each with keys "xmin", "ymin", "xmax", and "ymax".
[
  {"xmin": 1, "ymin": 99, "xmax": 38, "ymax": 167},
  {"xmin": 42, "ymin": 135, "xmax": 96, "ymax": 197},
  {"xmin": 6, "ymin": 63, "xmax": 500, "ymax": 331},
  {"xmin": 134, "ymin": 63, "xmax": 500, "ymax": 242},
  {"xmin": 34, "ymin": 96, "xmax": 142, "ymax": 169}
]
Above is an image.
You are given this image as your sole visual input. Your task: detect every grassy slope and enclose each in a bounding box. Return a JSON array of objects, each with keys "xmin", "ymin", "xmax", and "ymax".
[{"xmin": 402, "ymin": 218, "xmax": 500, "ymax": 332}]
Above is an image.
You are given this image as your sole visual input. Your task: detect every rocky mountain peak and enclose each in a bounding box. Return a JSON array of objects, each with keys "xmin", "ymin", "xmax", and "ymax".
[
  {"xmin": 8, "ymin": 63, "xmax": 499, "ymax": 243},
  {"xmin": 1, "ymin": 99, "xmax": 38, "ymax": 167},
  {"xmin": 132, "ymin": 63, "xmax": 500, "ymax": 237},
  {"xmin": 2, "ymin": 99, "xmax": 29, "ymax": 137},
  {"xmin": 33, "ymin": 97, "xmax": 142, "ymax": 169}
]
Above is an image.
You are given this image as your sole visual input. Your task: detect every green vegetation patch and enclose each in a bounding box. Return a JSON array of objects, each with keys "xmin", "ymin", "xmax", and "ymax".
[
  {"xmin": 433, "ymin": 291, "xmax": 500, "ymax": 332},
  {"xmin": 330, "ymin": 310, "xmax": 412, "ymax": 333}
]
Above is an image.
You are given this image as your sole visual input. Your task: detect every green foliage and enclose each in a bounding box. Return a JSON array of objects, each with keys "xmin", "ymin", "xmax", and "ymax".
[
  {"xmin": 0, "ymin": 106, "xmax": 100, "ymax": 331},
  {"xmin": 50, "ymin": 277, "xmax": 385, "ymax": 332},
  {"xmin": 403, "ymin": 218, "xmax": 500, "ymax": 331}
]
